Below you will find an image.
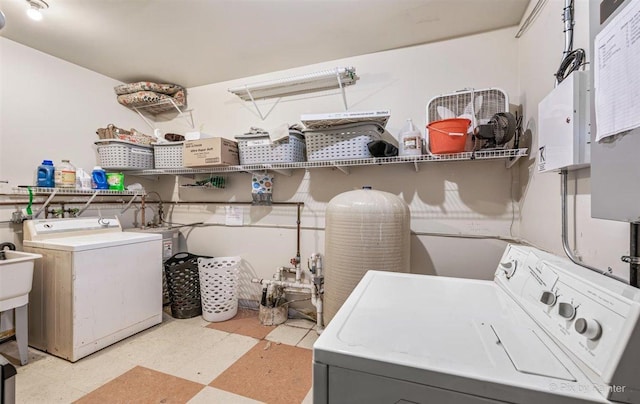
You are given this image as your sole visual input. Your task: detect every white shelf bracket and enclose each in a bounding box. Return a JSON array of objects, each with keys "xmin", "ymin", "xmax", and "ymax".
[
  {"xmin": 244, "ymin": 85, "xmax": 282, "ymax": 121},
  {"xmin": 336, "ymin": 68, "xmax": 349, "ymax": 111},
  {"xmin": 132, "ymin": 106, "xmax": 157, "ymax": 131},
  {"xmin": 132, "ymin": 98, "xmax": 195, "ymax": 130},
  {"xmin": 271, "ymin": 169, "xmax": 293, "ymax": 177},
  {"xmin": 414, "ymin": 161, "xmax": 420, "ymax": 172},
  {"xmin": 120, "ymin": 192, "xmax": 139, "ymax": 214},
  {"xmin": 333, "ymin": 164, "xmax": 350, "ymax": 175},
  {"xmin": 505, "ymin": 155, "xmax": 522, "ymax": 169},
  {"xmin": 34, "ymin": 189, "xmax": 58, "ymax": 218},
  {"xmin": 77, "ymin": 191, "xmax": 99, "ymax": 216}
]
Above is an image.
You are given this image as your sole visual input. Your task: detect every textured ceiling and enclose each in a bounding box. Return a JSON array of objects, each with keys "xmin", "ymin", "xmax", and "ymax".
[{"xmin": 0, "ymin": 0, "xmax": 528, "ymax": 88}]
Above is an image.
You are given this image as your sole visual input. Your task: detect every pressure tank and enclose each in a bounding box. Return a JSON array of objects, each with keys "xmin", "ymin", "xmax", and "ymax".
[{"xmin": 324, "ymin": 187, "xmax": 410, "ymax": 324}]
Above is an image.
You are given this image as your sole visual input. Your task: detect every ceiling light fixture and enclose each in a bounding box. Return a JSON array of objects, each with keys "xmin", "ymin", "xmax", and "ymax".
[{"xmin": 26, "ymin": 0, "xmax": 48, "ymax": 21}]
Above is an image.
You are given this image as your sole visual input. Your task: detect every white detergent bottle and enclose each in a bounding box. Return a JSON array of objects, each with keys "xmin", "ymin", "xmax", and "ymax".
[{"xmin": 398, "ymin": 119, "xmax": 423, "ymax": 156}]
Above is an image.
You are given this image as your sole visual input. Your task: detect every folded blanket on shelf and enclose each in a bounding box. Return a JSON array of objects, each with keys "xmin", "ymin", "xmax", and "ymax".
[
  {"xmin": 114, "ymin": 81, "xmax": 183, "ymax": 96},
  {"xmin": 117, "ymin": 89, "xmax": 186, "ymax": 114}
]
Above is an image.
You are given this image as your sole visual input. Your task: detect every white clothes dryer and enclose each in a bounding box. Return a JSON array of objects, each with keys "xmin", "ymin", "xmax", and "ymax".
[
  {"xmin": 23, "ymin": 217, "xmax": 162, "ymax": 362},
  {"xmin": 313, "ymin": 244, "xmax": 640, "ymax": 403}
]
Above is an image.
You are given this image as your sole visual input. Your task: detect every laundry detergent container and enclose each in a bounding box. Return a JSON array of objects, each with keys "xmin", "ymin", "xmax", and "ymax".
[{"xmin": 324, "ymin": 187, "xmax": 410, "ymax": 324}]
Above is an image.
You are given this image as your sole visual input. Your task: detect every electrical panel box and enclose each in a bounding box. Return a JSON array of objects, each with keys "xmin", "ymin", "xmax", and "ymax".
[{"xmin": 537, "ymin": 71, "xmax": 590, "ymax": 173}]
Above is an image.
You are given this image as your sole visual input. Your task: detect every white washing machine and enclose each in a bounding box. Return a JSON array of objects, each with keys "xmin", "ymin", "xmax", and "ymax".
[
  {"xmin": 314, "ymin": 244, "xmax": 640, "ymax": 403},
  {"xmin": 22, "ymin": 217, "xmax": 163, "ymax": 362}
]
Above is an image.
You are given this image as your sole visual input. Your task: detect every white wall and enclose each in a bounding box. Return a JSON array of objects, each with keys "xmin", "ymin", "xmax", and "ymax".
[
  {"xmin": 0, "ymin": 38, "xmax": 148, "ymax": 186},
  {"xmin": 0, "ymin": 37, "xmax": 157, "ymax": 243},
  {"xmin": 152, "ymin": 27, "xmax": 521, "ymax": 301},
  {"xmin": 1, "ymin": 27, "xmax": 522, "ymax": 305},
  {"xmin": 516, "ymin": 0, "xmax": 630, "ymax": 279}
]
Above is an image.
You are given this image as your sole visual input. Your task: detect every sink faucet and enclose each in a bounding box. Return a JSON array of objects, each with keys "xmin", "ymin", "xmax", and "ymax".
[{"xmin": 0, "ymin": 242, "xmax": 16, "ymax": 260}]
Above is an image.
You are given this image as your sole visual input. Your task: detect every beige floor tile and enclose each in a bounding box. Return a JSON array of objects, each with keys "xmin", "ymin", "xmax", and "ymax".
[
  {"xmin": 265, "ymin": 324, "xmax": 309, "ymax": 346},
  {"xmin": 1, "ymin": 306, "xmax": 314, "ymax": 403},
  {"xmin": 210, "ymin": 341, "xmax": 312, "ymax": 404},
  {"xmin": 284, "ymin": 318, "xmax": 316, "ymax": 329},
  {"xmin": 296, "ymin": 329, "xmax": 320, "ymax": 350},
  {"xmin": 188, "ymin": 386, "xmax": 265, "ymax": 404},
  {"xmin": 162, "ymin": 333, "xmax": 260, "ymax": 385},
  {"xmin": 105, "ymin": 319, "xmax": 228, "ymax": 365},
  {"xmin": 111, "ymin": 326, "xmax": 258, "ymax": 385},
  {"xmin": 301, "ymin": 388, "xmax": 313, "ymax": 404},
  {"xmin": 20, "ymin": 345, "xmax": 136, "ymax": 393},
  {"xmin": 206, "ymin": 308, "xmax": 276, "ymax": 339},
  {"xmin": 74, "ymin": 366, "xmax": 205, "ymax": 403},
  {"xmin": 15, "ymin": 371, "xmax": 87, "ymax": 404}
]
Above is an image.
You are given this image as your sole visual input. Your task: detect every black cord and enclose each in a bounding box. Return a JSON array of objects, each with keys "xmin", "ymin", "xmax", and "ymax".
[{"xmin": 555, "ymin": 48, "xmax": 586, "ymax": 84}]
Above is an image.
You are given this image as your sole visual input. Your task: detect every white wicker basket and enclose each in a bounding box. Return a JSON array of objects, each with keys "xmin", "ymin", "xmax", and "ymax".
[
  {"xmin": 198, "ymin": 256, "xmax": 241, "ymax": 322},
  {"xmin": 153, "ymin": 142, "xmax": 184, "ymax": 168},
  {"xmin": 236, "ymin": 130, "xmax": 305, "ymax": 164},
  {"xmin": 95, "ymin": 140, "xmax": 154, "ymax": 170},
  {"xmin": 304, "ymin": 122, "xmax": 384, "ymax": 161}
]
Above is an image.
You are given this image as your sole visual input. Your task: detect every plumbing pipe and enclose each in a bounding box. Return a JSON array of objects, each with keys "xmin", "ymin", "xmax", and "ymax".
[
  {"xmin": 252, "ymin": 277, "xmax": 324, "ymax": 332},
  {"xmin": 629, "ymin": 223, "xmax": 639, "ymax": 288},
  {"xmin": 560, "ymin": 170, "xmax": 627, "ymax": 283},
  {"xmin": 308, "ymin": 253, "xmax": 323, "ymax": 278},
  {"xmin": 562, "ymin": 0, "xmax": 574, "ymax": 57}
]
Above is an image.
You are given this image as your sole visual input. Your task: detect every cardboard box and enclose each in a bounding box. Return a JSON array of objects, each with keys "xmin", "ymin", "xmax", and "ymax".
[
  {"xmin": 184, "ymin": 131, "xmax": 214, "ymax": 141},
  {"xmin": 183, "ymin": 138, "xmax": 239, "ymax": 167}
]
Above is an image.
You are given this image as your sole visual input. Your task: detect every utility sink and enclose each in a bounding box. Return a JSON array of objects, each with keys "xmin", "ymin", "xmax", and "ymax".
[{"xmin": 0, "ymin": 251, "xmax": 42, "ymax": 312}]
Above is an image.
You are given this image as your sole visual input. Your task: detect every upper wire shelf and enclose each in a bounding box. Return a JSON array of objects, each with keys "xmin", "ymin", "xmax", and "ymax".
[{"xmin": 228, "ymin": 67, "xmax": 359, "ymax": 120}]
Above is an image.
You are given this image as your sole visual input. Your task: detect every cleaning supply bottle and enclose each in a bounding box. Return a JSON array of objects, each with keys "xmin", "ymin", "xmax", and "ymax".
[
  {"xmin": 54, "ymin": 159, "xmax": 76, "ymax": 188},
  {"xmin": 91, "ymin": 166, "xmax": 109, "ymax": 190},
  {"xmin": 36, "ymin": 160, "xmax": 55, "ymax": 188},
  {"xmin": 398, "ymin": 119, "xmax": 423, "ymax": 156}
]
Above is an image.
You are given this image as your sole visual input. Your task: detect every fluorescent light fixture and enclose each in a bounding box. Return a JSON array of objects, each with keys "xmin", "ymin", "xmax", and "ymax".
[{"xmin": 26, "ymin": 0, "xmax": 48, "ymax": 21}]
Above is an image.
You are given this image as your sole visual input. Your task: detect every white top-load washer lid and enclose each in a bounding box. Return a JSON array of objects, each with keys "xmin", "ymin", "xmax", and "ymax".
[
  {"xmin": 22, "ymin": 217, "xmax": 162, "ymax": 251},
  {"xmin": 23, "ymin": 232, "xmax": 161, "ymax": 252},
  {"xmin": 314, "ymin": 271, "xmax": 607, "ymax": 403}
]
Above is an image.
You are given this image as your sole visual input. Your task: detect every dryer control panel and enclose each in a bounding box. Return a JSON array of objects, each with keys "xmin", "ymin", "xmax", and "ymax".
[{"xmin": 494, "ymin": 244, "xmax": 640, "ymax": 389}]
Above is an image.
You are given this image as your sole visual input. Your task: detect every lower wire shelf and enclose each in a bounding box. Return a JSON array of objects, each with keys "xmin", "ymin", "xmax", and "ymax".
[{"xmin": 127, "ymin": 148, "xmax": 529, "ymax": 176}]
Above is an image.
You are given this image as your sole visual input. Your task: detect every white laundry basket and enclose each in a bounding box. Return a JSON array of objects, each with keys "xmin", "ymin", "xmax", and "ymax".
[{"xmin": 198, "ymin": 256, "xmax": 241, "ymax": 322}]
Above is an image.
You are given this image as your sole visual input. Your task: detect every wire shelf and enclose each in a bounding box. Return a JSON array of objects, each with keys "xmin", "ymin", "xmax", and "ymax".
[
  {"xmin": 12, "ymin": 187, "xmax": 146, "ymax": 196},
  {"xmin": 228, "ymin": 67, "xmax": 358, "ymax": 101},
  {"xmin": 126, "ymin": 148, "xmax": 528, "ymax": 176},
  {"xmin": 228, "ymin": 67, "xmax": 359, "ymax": 120}
]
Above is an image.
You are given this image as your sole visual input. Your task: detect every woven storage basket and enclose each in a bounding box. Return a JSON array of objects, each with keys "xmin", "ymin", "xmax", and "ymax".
[
  {"xmin": 95, "ymin": 140, "xmax": 154, "ymax": 170},
  {"xmin": 153, "ymin": 142, "xmax": 184, "ymax": 168},
  {"xmin": 164, "ymin": 252, "xmax": 211, "ymax": 319},
  {"xmin": 198, "ymin": 256, "xmax": 241, "ymax": 322},
  {"xmin": 304, "ymin": 122, "xmax": 384, "ymax": 161},
  {"xmin": 236, "ymin": 130, "xmax": 305, "ymax": 165}
]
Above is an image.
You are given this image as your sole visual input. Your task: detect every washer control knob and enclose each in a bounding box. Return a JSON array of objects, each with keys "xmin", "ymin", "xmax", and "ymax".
[
  {"xmin": 558, "ymin": 302, "xmax": 576, "ymax": 320},
  {"xmin": 540, "ymin": 290, "xmax": 557, "ymax": 306},
  {"xmin": 575, "ymin": 318, "xmax": 602, "ymax": 340},
  {"xmin": 499, "ymin": 261, "xmax": 517, "ymax": 278}
]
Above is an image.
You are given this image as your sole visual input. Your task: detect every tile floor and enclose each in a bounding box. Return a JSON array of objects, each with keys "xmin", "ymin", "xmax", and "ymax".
[{"xmin": 0, "ymin": 308, "xmax": 318, "ymax": 404}]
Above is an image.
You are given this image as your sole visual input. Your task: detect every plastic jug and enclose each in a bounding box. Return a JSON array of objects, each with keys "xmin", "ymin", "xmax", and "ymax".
[
  {"xmin": 398, "ymin": 119, "xmax": 423, "ymax": 156},
  {"xmin": 91, "ymin": 166, "xmax": 108, "ymax": 190},
  {"xmin": 36, "ymin": 160, "xmax": 55, "ymax": 188},
  {"xmin": 54, "ymin": 159, "xmax": 76, "ymax": 188}
]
